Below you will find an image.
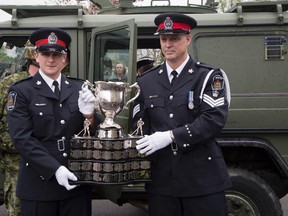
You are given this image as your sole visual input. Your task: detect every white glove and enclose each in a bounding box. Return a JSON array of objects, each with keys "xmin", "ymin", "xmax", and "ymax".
[
  {"xmin": 55, "ymin": 166, "xmax": 78, "ymax": 191},
  {"xmin": 78, "ymin": 85, "xmax": 97, "ymax": 115},
  {"xmin": 136, "ymin": 131, "xmax": 172, "ymax": 156}
]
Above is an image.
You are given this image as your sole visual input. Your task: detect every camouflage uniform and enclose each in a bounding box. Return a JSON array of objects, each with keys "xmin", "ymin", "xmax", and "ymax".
[
  {"xmin": 0, "ymin": 72, "xmax": 28, "ymax": 216},
  {"xmin": 0, "ymin": 40, "xmax": 35, "ymax": 216}
]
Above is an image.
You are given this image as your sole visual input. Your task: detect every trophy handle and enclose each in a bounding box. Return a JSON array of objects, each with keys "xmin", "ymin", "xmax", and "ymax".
[
  {"xmin": 124, "ymin": 82, "xmax": 140, "ymax": 109},
  {"xmin": 82, "ymin": 80, "xmax": 94, "ymax": 91}
]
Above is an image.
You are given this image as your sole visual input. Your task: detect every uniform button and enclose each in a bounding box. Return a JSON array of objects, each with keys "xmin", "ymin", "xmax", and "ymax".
[
  {"xmin": 169, "ymin": 95, "xmax": 173, "ymax": 100},
  {"xmin": 151, "ymin": 104, "xmax": 154, "ymax": 108},
  {"xmin": 60, "ymin": 120, "xmax": 65, "ymax": 124},
  {"xmin": 39, "ymin": 112, "xmax": 43, "ymax": 116},
  {"xmin": 63, "ymin": 153, "xmax": 67, "ymax": 157},
  {"xmin": 40, "ymin": 176, "xmax": 44, "ymax": 180},
  {"xmin": 26, "ymin": 163, "xmax": 29, "ymax": 166},
  {"xmin": 187, "ymin": 144, "xmax": 190, "ymax": 147},
  {"xmin": 59, "ymin": 103, "xmax": 63, "ymax": 107},
  {"xmin": 208, "ymin": 157, "xmax": 212, "ymax": 160},
  {"xmin": 183, "ymin": 144, "xmax": 187, "ymax": 147},
  {"xmin": 169, "ymin": 113, "xmax": 174, "ymax": 118}
]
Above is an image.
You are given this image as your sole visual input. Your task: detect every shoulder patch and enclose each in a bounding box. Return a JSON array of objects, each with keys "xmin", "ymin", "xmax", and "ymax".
[
  {"xmin": 7, "ymin": 91, "xmax": 17, "ymax": 111},
  {"xmin": 211, "ymin": 74, "xmax": 225, "ymax": 98},
  {"xmin": 212, "ymin": 75, "xmax": 224, "ymax": 90}
]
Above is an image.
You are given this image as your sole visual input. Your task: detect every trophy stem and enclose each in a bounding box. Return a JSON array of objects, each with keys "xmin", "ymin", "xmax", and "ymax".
[
  {"xmin": 100, "ymin": 117, "xmax": 121, "ymax": 129},
  {"xmin": 97, "ymin": 126, "xmax": 124, "ymax": 139}
]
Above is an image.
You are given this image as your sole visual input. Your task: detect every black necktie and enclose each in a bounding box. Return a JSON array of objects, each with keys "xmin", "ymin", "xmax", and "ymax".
[
  {"xmin": 171, "ymin": 70, "xmax": 178, "ymax": 86},
  {"xmin": 53, "ymin": 81, "xmax": 60, "ymax": 100}
]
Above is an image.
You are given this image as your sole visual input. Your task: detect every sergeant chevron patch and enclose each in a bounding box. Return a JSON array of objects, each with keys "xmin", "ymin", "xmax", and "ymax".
[
  {"xmin": 133, "ymin": 104, "xmax": 140, "ymax": 118},
  {"xmin": 203, "ymin": 94, "xmax": 224, "ymax": 107}
]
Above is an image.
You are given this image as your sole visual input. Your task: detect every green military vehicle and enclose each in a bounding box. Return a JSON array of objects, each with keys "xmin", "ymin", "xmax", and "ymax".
[{"xmin": 0, "ymin": 0, "xmax": 288, "ymax": 215}]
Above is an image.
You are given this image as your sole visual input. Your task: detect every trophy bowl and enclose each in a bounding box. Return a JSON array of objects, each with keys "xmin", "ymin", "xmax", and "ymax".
[{"xmin": 83, "ymin": 81, "xmax": 140, "ymax": 139}]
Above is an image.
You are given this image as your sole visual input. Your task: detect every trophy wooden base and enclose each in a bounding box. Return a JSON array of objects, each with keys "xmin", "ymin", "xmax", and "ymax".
[{"xmin": 68, "ymin": 136, "xmax": 151, "ymax": 185}]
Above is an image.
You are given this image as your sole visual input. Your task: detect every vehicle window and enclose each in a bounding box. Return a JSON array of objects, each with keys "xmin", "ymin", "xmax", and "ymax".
[
  {"xmin": 93, "ymin": 28, "xmax": 130, "ymax": 82},
  {"xmin": 0, "ymin": 36, "xmax": 28, "ymax": 78}
]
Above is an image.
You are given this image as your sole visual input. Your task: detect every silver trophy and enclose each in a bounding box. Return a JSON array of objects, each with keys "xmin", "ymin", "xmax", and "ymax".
[
  {"xmin": 82, "ymin": 80, "xmax": 140, "ymax": 139},
  {"xmin": 70, "ymin": 81, "xmax": 150, "ymax": 185}
]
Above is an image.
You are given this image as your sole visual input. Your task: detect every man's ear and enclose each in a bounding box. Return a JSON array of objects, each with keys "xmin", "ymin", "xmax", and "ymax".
[
  {"xmin": 62, "ymin": 54, "xmax": 67, "ymax": 63},
  {"xmin": 186, "ymin": 34, "xmax": 192, "ymax": 46},
  {"xmin": 34, "ymin": 51, "xmax": 39, "ymax": 63}
]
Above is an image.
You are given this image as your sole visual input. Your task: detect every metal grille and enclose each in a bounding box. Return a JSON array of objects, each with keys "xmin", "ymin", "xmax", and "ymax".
[{"xmin": 264, "ymin": 36, "xmax": 286, "ymax": 60}]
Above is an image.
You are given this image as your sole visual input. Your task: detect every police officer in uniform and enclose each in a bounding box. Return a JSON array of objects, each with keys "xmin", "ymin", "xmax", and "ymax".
[
  {"xmin": 0, "ymin": 40, "xmax": 39, "ymax": 216},
  {"xmin": 133, "ymin": 13, "xmax": 231, "ymax": 216},
  {"xmin": 7, "ymin": 28, "xmax": 96, "ymax": 216}
]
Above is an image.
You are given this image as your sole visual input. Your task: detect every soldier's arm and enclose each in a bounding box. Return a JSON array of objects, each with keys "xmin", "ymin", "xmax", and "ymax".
[{"xmin": 0, "ymin": 79, "xmax": 7, "ymax": 119}]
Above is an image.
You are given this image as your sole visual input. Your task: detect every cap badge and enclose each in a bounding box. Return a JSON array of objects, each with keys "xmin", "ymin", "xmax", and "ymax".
[
  {"xmin": 164, "ymin": 17, "xmax": 173, "ymax": 30},
  {"xmin": 48, "ymin": 32, "xmax": 58, "ymax": 44}
]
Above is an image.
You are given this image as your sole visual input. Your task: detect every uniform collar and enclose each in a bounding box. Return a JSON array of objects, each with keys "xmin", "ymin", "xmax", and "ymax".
[
  {"xmin": 166, "ymin": 55, "xmax": 190, "ymax": 80},
  {"xmin": 39, "ymin": 70, "xmax": 62, "ymax": 90}
]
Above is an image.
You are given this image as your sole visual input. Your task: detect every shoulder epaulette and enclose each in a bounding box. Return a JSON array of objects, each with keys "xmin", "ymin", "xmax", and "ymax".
[
  {"xmin": 66, "ymin": 76, "xmax": 84, "ymax": 82},
  {"xmin": 196, "ymin": 61, "xmax": 216, "ymax": 70},
  {"xmin": 139, "ymin": 64, "xmax": 161, "ymax": 77}
]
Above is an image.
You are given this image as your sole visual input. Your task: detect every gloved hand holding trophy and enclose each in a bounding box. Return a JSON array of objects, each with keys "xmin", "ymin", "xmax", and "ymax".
[
  {"xmin": 78, "ymin": 80, "xmax": 141, "ymax": 138},
  {"xmin": 70, "ymin": 80, "xmax": 150, "ymax": 185},
  {"xmin": 78, "ymin": 84, "xmax": 98, "ymax": 116}
]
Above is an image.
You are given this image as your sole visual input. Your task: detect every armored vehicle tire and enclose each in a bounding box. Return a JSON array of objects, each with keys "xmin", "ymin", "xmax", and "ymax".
[{"xmin": 226, "ymin": 167, "xmax": 283, "ymax": 216}]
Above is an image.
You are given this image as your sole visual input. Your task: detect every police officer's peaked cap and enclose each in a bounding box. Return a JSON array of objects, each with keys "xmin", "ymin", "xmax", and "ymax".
[
  {"xmin": 29, "ymin": 27, "xmax": 71, "ymax": 53},
  {"xmin": 154, "ymin": 13, "xmax": 197, "ymax": 35},
  {"xmin": 137, "ymin": 56, "xmax": 154, "ymax": 70}
]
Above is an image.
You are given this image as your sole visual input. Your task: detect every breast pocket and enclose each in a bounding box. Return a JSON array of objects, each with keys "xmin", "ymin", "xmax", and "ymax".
[
  {"xmin": 144, "ymin": 98, "xmax": 165, "ymax": 119},
  {"xmin": 174, "ymin": 94, "xmax": 197, "ymax": 123},
  {"xmin": 31, "ymin": 106, "xmax": 54, "ymax": 138},
  {"xmin": 68, "ymin": 102, "xmax": 83, "ymax": 124},
  {"xmin": 68, "ymin": 102, "xmax": 80, "ymax": 113}
]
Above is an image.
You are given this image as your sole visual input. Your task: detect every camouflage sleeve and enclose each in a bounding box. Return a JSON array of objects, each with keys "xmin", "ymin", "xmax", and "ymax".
[
  {"xmin": 0, "ymin": 78, "xmax": 7, "ymax": 120},
  {"xmin": 0, "ymin": 72, "xmax": 28, "ymax": 154}
]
